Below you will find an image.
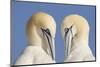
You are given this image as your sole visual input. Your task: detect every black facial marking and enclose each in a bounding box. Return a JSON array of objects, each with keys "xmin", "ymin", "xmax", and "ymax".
[
  {"xmin": 41, "ymin": 28, "xmax": 54, "ymax": 59},
  {"xmin": 45, "ymin": 28, "xmax": 51, "ymax": 36},
  {"xmin": 64, "ymin": 25, "xmax": 73, "ymax": 33},
  {"xmin": 65, "ymin": 28, "xmax": 69, "ymax": 33},
  {"xmin": 41, "ymin": 28, "xmax": 51, "ymax": 37},
  {"xmin": 64, "ymin": 25, "xmax": 73, "ymax": 40}
]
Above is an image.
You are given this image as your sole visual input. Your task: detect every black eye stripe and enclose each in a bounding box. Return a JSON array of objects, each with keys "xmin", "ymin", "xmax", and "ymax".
[
  {"xmin": 41, "ymin": 28, "xmax": 51, "ymax": 37},
  {"xmin": 64, "ymin": 25, "xmax": 74, "ymax": 40},
  {"xmin": 45, "ymin": 29, "xmax": 51, "ymax": 35},
  {"xmin": 64, "ymin": 25, "xmax": 73, "ymax": 32},
  {"xmin": 45, "ymin": 29, "xmax": 49, "ymax": 33},
  {"xmin": 70, "ymin": 25, "xmax": 73, "ymax": 29},
  {"xmin": 65, "ymin": 28, "xmax": 69, "ymax": 33}
]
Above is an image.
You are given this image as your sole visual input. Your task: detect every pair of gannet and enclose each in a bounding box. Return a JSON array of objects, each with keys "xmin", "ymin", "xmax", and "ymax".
[{"xmin": 15, "ymin": 12, "xmax": 95, "ymax": 65}]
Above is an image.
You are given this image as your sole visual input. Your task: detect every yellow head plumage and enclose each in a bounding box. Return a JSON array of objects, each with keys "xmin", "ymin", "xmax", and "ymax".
[
  {"xmin": 61, "ymin": 14, "xmax": 89, "ymax": 41},
  {"xmin": 26, "ymin": 12, "xmax": 56, "ymax": 45}
]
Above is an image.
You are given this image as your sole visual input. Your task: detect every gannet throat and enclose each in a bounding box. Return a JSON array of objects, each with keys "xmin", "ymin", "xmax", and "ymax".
[
  {"xmin": 64, "ymin": 26, "xmax": 73, "ymax": 60},
  {"xmin": 41, "ymin": 28, "xmax": 55, "ymax": 60}
]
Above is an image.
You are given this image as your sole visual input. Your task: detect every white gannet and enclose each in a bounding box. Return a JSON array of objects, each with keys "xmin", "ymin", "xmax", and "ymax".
[
  {"xmin": 15, "ymin": 12, "xmax": 56, "ymax": 65},
  {"xmin": 61, "ymin": 14, "xmax": 95, "ymax": 62}
]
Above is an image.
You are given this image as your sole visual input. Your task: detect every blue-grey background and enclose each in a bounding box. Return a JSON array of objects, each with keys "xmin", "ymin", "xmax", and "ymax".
[{"xmin": 11, "ymin": 1, "xmax": 96, "ymax": 64}]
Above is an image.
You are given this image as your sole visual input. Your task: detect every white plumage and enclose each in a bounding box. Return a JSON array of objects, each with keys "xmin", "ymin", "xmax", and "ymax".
[
  {"xmin": 61, "ymin": 14, "xmax": 95, "ymax": 62},
  {"xmin": 15, "ymin": 12, "xmax": 56, "ymax": 65},
  {"xmin": 15, "ymin": 46, "xmax": 55, "ymax": 65}
]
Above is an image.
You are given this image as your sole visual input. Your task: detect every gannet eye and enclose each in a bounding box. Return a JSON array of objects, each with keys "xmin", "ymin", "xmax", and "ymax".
[
  {"xmin": 41, "ymin": 28, "xmax": 51, "ymax": 36},
  {"xmin": 64, "ymin": 28, "xmax": 69, "ymax": 33},
  {"xmin": 64, "ymin": 25, "xmax": 73, "ymax": 33},
  {"xmin": 45, "ymin": 28, "xmax": 51, "ymax": 36}
]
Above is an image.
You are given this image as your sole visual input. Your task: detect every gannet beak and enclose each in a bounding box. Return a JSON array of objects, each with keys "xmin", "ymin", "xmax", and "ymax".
[
  {"xmin": 64, "ymin": 26, "xmax": 73, "ymax": 60},
  {"xmin": 41, "ymin": 28, "xmax": 55, "ymax": 60}
]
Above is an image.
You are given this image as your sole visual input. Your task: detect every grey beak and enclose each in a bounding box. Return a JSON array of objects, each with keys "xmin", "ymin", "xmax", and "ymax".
[
  {"xmin": 64, "ymin": 27, "xmax": 73, "ymax": 60},
  {"xmin": 41, "ymin": 28, "xmax": 55, "ymax": 60}
]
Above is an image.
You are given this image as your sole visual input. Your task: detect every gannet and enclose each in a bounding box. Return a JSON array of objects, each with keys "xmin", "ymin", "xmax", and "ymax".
[
  {"xmin": 15, "ymin": 12, "xmax": 56, "ymax": 65},
  {"xmin": 61, "ymin": 14, "xmax": 95, "ymax": 62}
]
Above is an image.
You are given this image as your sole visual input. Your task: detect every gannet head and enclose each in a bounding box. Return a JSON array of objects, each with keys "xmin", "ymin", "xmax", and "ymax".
[
  {"xmin": 26, "ymin": 12, "xmax": 56, "ymax": 60},
  {"xmin": 61, "ymin": 14, "xmax": 89, "ymax": 59}
]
